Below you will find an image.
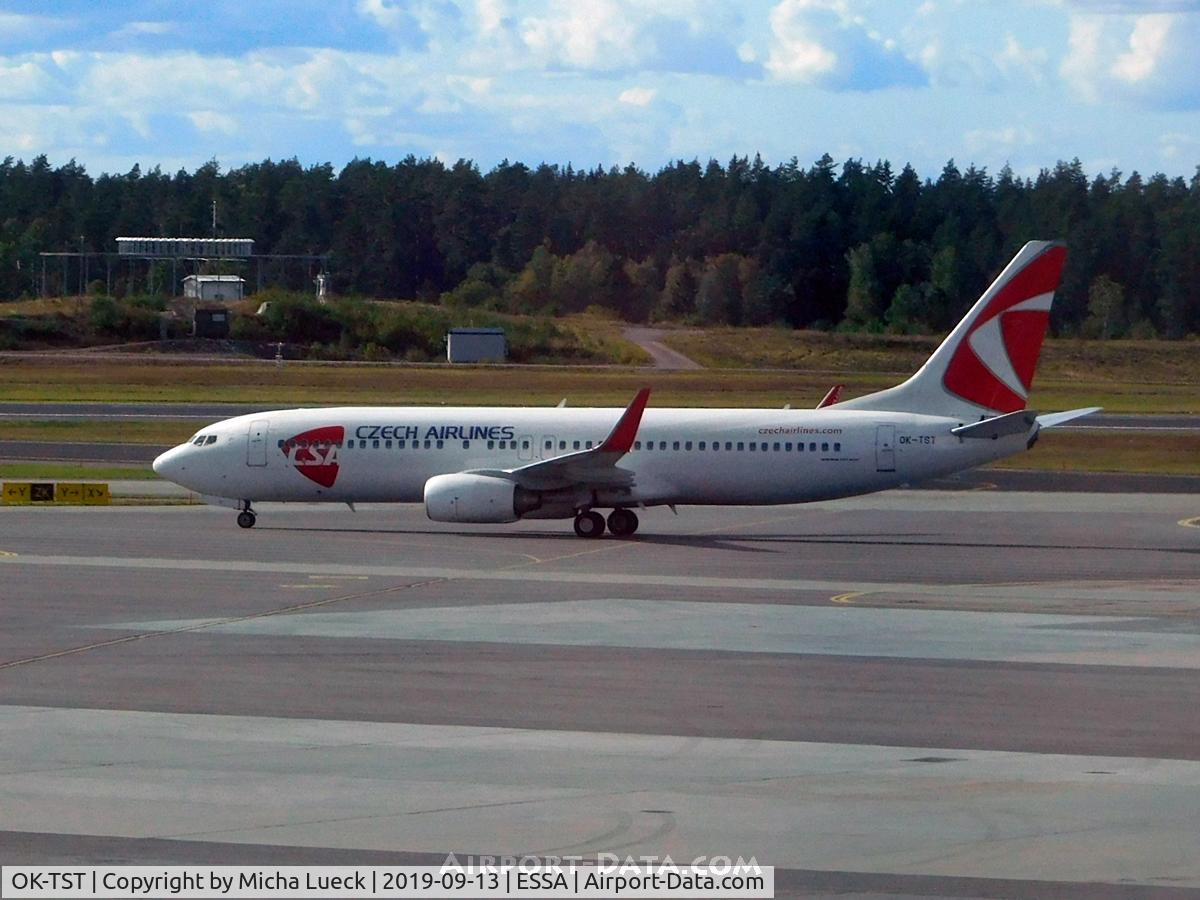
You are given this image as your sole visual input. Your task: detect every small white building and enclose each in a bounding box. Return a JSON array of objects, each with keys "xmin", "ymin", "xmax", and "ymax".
[
  {"xmin": 183, "ymin": 275, "xmax": 245, "ymax": 302},
  {"xmin": 447, "ymin": 327, "xmax": 506, "ymax": 363}
]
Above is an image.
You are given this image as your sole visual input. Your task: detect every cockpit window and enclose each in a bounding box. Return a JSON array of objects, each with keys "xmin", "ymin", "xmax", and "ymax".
[
  {"xmin": 192, "ymin": 436, "xmax": 206, "ymax": 445},
  {"xmin": 205, "ymin": 435, "xmax": 218, "ymax": 445}
]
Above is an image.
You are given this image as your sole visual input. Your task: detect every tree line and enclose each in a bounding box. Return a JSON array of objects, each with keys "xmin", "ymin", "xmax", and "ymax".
[{"xmin": 2, "ymin": 153, "xmax": 1198, "ymax": 338}]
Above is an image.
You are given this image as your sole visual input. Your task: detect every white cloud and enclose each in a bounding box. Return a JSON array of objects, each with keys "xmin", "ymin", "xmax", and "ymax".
[
  {"xmin": 1159, "ymin": 130, "xmax": 1200, "ymax": 161},
  {"xmin": 766, "ymin": 0, "xmax": 838, "ymax": 81},
  {"xmin": 110, "ymin": 21, "xmax": 175, "ymax": 39},
  {"xmin": 0, "ymin": 102, "xmax": 103, "ymax": 158},
  {"xmin": 619, "ymin": 86, "xmax": 656, "ymax": 106},
  {"xmin": 476, "ymin": 0, "xmax": 510, "ymax": 34},
  {"xmin": 356, "ymin": 0, "xmax": 406, "ymax": 31},
  {"xmin": 994, "ymin": 34, "xmax": 1048, "ymax": 84},
  {"xmin": 1061, "ymin": 1, "xmax": 1200, "ymax": 11},
  {"xmin": 1061, "ymin": 11, "xmax": 1200, "ymax": 108},
  {"xmin": 188, "ymin": 110, "xmax": 239, "ymax": 135},
  {"xmin": 765, "ymin": 0, "xmax": 925, "ymax": 91},
  {"xmin": 964, "ymin": 125, "xmax": 1036, "ymax": 155},
  {"xmin": 0, "ymin": 12, "xmax": 72, "ymax": 39},
  {"xmin": 356, "ymin": 0, "xmax": 464, "ymax": 49},
  {"xmin": 1111, "ymin": 15, "xmax": 1170, "ymax": 82},
  {"xmin": 514, "ymin": 0, "xmax": 754, "ymax": 77},
  {"xmin": 521, "ymin": 0, "xmax": 645, "ymax": 70},
  {"xmin": 0, "ymin": 60, "xmax": 56, "ymax": 100},
  {"xmin": 917, "ymin": 29, "xmax": 1047, "ymax": 91}
]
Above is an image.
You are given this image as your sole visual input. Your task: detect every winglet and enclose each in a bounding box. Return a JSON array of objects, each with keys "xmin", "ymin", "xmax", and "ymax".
[
  {"xmin": 817, "ymin": 384, "xmax": 844, "ymax": 409},
  {"xmin": 598, "ymin": 388, "xmax": 651, "ymax": 454}
]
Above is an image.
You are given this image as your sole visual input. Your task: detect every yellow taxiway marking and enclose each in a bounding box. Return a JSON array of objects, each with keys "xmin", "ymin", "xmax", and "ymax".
[
  {"xmin": 831, "ymin": 591, "xmax": 864, "ymax": 605},
  {"xmin": 0, "ymin": 551, "xmax": 16, "ymax": 558},
  {"xmin": 1180, "ymin": 517, "xmax": 1200, "ymax": 529}
]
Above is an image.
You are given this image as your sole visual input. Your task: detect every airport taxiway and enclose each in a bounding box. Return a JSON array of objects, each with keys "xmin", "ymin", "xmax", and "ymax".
[
  {"xmin": 3, "ymin": 401, "xmax": 1199, "ymax": 431},
  {"xmin": 1, "ymin": 493, "xmax": 1199, "ymax": 897}
]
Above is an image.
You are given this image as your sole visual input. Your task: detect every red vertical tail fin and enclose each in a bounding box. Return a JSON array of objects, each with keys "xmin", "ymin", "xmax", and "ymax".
[{"xmin": 837, "ymin": 241, "xmax": 1066, "ymax": 419}]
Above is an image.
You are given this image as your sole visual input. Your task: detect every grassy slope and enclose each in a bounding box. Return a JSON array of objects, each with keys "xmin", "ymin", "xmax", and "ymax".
[
  {"xmin": 990, "ymin": 431, "xmax": 1200, "ymax": 475},
  {"xmin": 0, "ymin": 298, "xmax": 652, "ymax": 366},
  {"xmin": 0, "ymin": 360, "xmax": 879, "ymax": 406},
  {"xmin": 661, "ymin": 329, "xmax": 1200, "ymax": 414}
]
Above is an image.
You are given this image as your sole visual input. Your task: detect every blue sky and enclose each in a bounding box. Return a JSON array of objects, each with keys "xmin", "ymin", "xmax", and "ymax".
[{"xmin": 2, "ymin": 0, "xmax": 1199, "ymax": 179}]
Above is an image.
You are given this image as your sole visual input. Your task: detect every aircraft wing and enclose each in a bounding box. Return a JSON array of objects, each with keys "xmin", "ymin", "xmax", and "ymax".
[{"xmin": 466, "ymin": 388, "xmax": 650, "ymax": 492}]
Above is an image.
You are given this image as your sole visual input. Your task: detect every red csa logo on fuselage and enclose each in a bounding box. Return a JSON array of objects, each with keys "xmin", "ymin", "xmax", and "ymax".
[{"xmin": 282, "ymin": 425, "xmax": 344, "ymax": 488}]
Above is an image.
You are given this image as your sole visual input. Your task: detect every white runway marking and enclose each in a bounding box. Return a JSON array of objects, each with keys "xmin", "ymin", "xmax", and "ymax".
[
  {"xmin": 4, "ymin": 551, "xmax": 1198, "ymax": 608},
  {"xmin": 1, "ymin": 705, "xmax": 1197, "ymax": 886},
  {"xmin": 93, "ymin": 599, "xmax": 1200, "ymax": 669},
  {"xmin": 0, "ymin": 551, "xmax": 943, "ymax": 593}
]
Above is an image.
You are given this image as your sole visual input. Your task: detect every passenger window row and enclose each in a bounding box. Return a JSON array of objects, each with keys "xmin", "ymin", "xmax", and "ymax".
[
  {"xmin": 632, "ymin": 439, "xmax": 841, "ymax": 453},
  {"xmin": 278, "ymin": 438, "xmax": 843, "ymax": 453}
]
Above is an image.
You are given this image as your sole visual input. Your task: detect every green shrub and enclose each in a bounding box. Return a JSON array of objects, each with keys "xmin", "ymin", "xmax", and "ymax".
[
  {"xmin": 230, "ymin": 315, "xmax": 270, "ymax": 341},
  {"xmin": 259, "ymin": 294, "xmax": 342, "ymax": 344},
  {"xmin": 89, "ymin": 296, "xmax": 121, "ymax": 333}
]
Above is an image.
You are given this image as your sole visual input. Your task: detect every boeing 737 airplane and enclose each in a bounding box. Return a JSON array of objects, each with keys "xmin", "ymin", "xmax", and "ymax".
[{"xmin": 153, "ymin": 240, "xmax": 1098, "ymax": 538}]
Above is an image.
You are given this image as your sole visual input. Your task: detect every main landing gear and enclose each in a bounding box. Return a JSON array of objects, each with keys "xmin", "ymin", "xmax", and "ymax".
[
  {"xmin": 607, "ymin": 508, "xmax": 639, "ymax": 537},
  {"xmin": 236, "ymin": 501, "xmax": 257, "ymax": 529},
  {"xmin": 572, "ymin": 508, "xmax": 639, "ymax": 538}
]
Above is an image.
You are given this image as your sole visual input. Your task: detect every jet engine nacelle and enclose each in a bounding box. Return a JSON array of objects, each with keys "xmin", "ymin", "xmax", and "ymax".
[{"xmin": 424, "ymin": 473, "xmax": 542, "ymax": 523}]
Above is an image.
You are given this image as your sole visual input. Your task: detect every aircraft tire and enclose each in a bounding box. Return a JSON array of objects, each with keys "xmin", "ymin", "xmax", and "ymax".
[
  {"xmin": 573, "ymin": 511, "xmax": 605, "ymax": 538},
  {"xmin": 607, "ymin": 508, "xmax": 639, "ymax": 537},
  {"xmin": 236, "ymin": 510, "xmax": 257, "ymax": 529}
]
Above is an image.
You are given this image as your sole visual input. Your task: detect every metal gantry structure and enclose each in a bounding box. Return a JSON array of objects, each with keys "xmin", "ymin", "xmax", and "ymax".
[{"xmin": 38, "ymin": 236, "xmax": 330, "ymax": 298}]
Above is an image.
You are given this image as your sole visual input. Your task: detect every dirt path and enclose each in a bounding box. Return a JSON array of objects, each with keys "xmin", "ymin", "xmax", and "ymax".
[{"xmin": 622, "ymin": 327, "xmax": 703, "ymax": 369}]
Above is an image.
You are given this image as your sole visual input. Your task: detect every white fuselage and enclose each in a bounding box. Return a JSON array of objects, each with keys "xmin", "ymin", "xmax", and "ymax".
[{"xmin": 153, "ymin": 405, "xmax": 1029, "ymax": 513}]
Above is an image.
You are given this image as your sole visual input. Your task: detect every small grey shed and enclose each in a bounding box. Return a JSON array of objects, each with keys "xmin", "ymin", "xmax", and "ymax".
[{"xmin": 446, "ymin": 327, "xmax": 506, "ymax": 363}]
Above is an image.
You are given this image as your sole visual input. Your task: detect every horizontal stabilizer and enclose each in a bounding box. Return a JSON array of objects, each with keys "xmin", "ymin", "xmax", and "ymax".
[
  {"xmin": 951, "ymin": 410, "xmax": 1037, "ymax": 440},
  {"xmin": 1036, "ymin": 407, "xmax": 1102, "ymax": 428}
]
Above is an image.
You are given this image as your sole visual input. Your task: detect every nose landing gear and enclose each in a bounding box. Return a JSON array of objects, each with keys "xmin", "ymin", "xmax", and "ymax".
[{"xmin": 236, "ymin": 501, "xmax": 257, "ymax": 529}]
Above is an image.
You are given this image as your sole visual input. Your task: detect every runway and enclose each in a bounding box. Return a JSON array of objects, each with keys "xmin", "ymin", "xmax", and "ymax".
[
  {"xmin": 2, "ymin": 401, "xmax": 1199, "ymax": 431},
  {"xmin": 2, "ymin": 494, "xmax": 1200, "ymax": 897}
]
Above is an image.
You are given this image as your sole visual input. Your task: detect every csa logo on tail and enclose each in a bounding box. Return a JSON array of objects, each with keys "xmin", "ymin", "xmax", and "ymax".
[
  {"xmin": 283, "ymin": 425, "xmax": 344, "ymax": 488},
  {"xmin": 943, "ymin": 244, "xmax": 1066, "ymax": 414}
]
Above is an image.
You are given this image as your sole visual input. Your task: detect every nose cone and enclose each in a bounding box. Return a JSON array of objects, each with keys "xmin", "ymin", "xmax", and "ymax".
[{"xmin": 152, "ymin": 445, "xmax": 185, "ymax": 481}]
